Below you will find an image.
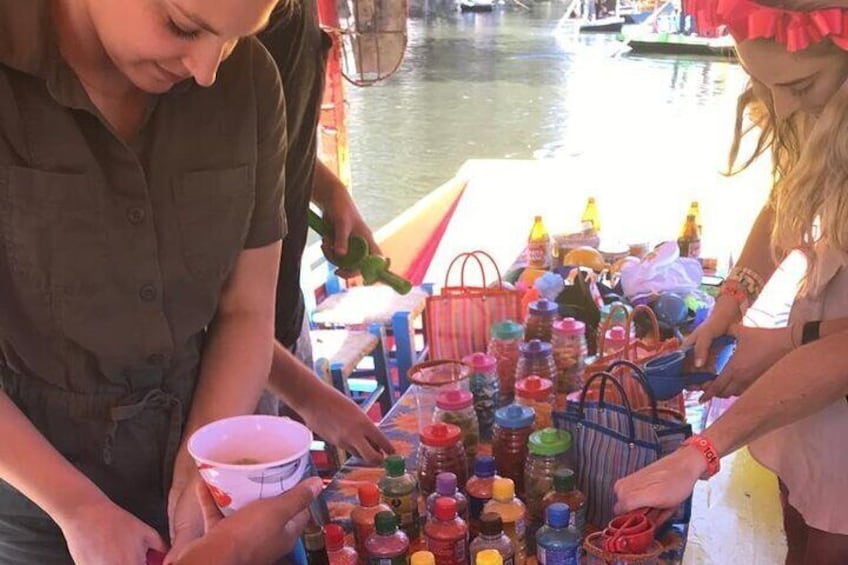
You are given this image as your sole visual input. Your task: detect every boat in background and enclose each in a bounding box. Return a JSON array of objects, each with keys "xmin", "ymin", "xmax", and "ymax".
[{"xmin": 458, "ymin": 0, "xmax": 495, "ymax": 13}]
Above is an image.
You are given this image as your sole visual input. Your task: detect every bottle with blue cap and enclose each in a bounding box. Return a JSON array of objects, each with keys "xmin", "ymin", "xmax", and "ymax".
[
  {"xmin": 535, "ymin": 503, "xmax": 580, "ymax": 565},
  {"xmin": 491, "ymin": 404, "xmax": 535, "ymax": 497}
]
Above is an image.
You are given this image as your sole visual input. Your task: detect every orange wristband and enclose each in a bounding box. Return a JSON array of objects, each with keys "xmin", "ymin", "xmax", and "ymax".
[{"xmin": 682, "ymin": 435, "xmax": 721, "ymax": 479}]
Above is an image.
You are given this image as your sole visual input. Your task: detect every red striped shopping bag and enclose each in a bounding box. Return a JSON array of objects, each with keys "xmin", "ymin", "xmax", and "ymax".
[{"xmin": 425, "ymin": 250, "xmax": 522, "ymax": 361}]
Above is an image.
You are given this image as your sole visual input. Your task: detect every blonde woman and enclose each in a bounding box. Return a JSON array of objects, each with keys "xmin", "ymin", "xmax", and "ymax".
[{"xmin": 614, "ymin": 0, "xmax": 848, "ymax": 562}]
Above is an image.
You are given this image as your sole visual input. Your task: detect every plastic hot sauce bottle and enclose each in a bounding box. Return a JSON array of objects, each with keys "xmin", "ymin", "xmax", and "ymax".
[
  {"xmin": 380, "ymin": 455, "xmax": 421, "ymax": 541},
  {"xmin": 423, "ymin": 497, "xmax": 469, "ymax": 565},
  {"xmin": 325, "ymin": 523, "xmax": 360, "ymax": 565},
  {"xmin": 352, "ymin": 484, "xmax": 394, "ymax": 564},
  {"xmin": 366, "ymin": 512, "xmax": 411, "ymax": 565}
]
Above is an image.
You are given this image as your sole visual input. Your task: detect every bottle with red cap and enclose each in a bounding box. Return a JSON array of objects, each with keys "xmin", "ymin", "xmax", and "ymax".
[
  {"xmin": 417, "ymin": 423, "xmax": 467, "ymax": 499},
  {"xmin": 426, "ymin": 472, "xmax": 469, "ymax": 523},
  {"xmin": 352, "ymin": 483, "xmax": 394, "ymax": 564},
  {"xmin": 424, "ymin": 497, "xmax": 469, "ymax": 565},
  {"xmin": 462, "ymin": 352, "xmax": 499, "ymax": 440},
  {"xmin": 434, "ymin": 390, "xmax": 479, "ymax": 468},
  {"xmin": 325, "ymin": 524, "xmax": 359, "ymax": 565},
  {"xmin": 524, "ymin": 299, "xmax": 559, "ymax": 343},
  {"xmin": 551, "ymin": 318, "xmax": 587, "ymax": 395},
  {"xmin": 514, "ymin": 376, "xmax": 554, "ymax": 430}
]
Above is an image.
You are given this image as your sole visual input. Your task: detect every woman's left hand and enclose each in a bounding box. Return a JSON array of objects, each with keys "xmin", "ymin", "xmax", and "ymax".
[
  {"xmin": 699, "ymin": 324, "xmax": 794, "ymax": 402},
  {"xmin": 301, "ymin": 386, "xmax": 394, "ymax": 464},
  {"xmin": 613, "ymin": 445, "xmax": 706, "ymax": 516}
]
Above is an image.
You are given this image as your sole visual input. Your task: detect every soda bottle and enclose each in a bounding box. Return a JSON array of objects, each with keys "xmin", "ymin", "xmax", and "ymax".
[
  {"xmin": 423, "ymin": 497, "xmax": 469, "ymax": 565},
  {"xmin": 534, "ymin": 504, "xmax": 580, "ymax": 565},
  {"xmin": 687, "ymin": 200, "xmax": 702, "ymax": 233},
  {"xmin": 678, "ymin": 213, "xmax": 701, "ymax": 258},
  {"xmin": 380, "ymin": 455, "xmax": 421, "ymax": 541},
  {"xmin": 352, "ymin": 484, "xmax": 394, "ymax": 564},
  {"xmin": 527, "ymin": 216, "xmax": 550, "ymax": 269},
  {"xmin": 581, "ymin": 197, "xmax": 600, "ymax": 233},
  {"xmin": 366, "ymin": 512, "xmax": 411, "ymax": 565}
]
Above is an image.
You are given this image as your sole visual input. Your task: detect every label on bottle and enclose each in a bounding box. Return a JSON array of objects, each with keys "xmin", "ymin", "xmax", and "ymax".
[
  {"xmin": 369, "ymin": 556, "xmax": 408, "ymax": 565},
  {"xmin": 468, "ymin": 494, "xmax": 490, "ymax": 521},
  {"xmin": 528, "ymin": 241, "xmax": 548, "ymax": 268},
  {"xmin": 384, "ymin": 493, "xmax": 420, "ymax": 536},
  {"xmin": 426, "ymin": 535, "xmax": 467, "ymax": 565},
  {"xmin": 537, "ymin": 545, "xmax": 579, "ymax": 565}
]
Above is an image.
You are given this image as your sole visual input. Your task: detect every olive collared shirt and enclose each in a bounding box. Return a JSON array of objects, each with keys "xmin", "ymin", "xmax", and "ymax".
[{"xmin": 0, "ymin": 1, "xmax": 287, "ymax": 396}]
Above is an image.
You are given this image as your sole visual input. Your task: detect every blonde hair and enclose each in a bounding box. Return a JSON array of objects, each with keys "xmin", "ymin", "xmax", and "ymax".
[{"xmin": 727, "ymin": 53, "xmax": 848, "ymax": 278}]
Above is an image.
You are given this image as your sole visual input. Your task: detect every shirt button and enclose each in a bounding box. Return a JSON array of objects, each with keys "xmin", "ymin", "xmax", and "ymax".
[
  {"xmin": 147, "ymin": 353, "xmax": 165, "ymax": 366},
  {"xmin": 127, "ymin": 207, "xmax": 146, "ymax": 225},
  {"xmin": 139, "ymin": 284, "xmax": 157, "ymax": 302}
]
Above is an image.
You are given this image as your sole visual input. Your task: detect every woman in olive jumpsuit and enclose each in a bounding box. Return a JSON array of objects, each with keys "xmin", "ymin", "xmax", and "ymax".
[{"xmin": 0, "ymin": 0, "xmax": 288, "ymax": 562}]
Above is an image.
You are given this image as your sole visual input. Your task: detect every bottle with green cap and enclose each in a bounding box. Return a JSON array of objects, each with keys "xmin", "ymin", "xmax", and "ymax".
[
  {"xmin": 365, "ymin": 511, "xmax": 410, "ymax": 565},
  {"xmin": 523, "ymin": 428, "xmax": 573, "ymax": 553},
  {"xmin": 541, "ymin": 468, "xmax": 585, "ymax": 538},
  {"xmin": 380, "ymin": 455, "xmax": 420, "ymax": 540}
]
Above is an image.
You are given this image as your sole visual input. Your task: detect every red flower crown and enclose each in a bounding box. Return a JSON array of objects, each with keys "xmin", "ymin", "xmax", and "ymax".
[{"xmin": 714, "ymin": 0, "xmax": 848, "ymax": 52}]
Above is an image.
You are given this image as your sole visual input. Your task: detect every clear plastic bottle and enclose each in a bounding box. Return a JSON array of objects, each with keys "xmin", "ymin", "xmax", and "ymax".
[
  {"xmin": 476, "ymin": 549, "xmax": 503, "ymax": 565},
  {"xmin": 423, "ymin": 497, "xmax": 469, "ymax": 565},
  {"xmin": 325, "ymin": 523, "xmax": 360, "ymax": 565},
  {"xmin": 483, "ymin": 479, "xmax": 527, "ymax": 565},
  {"xmin": 603, "ymin": 326, "xmax": 628, "ymax": 357},
  {"xmin": 514, "ymin": 340, "xmax": 556, "ymax": 386},
  {"xmin": 523, "ymin": 428, "xmax": 573, "ymax": 553},
  {"xmin": 491, "ymin": 405, "xmax": 534, "ymax": 496},
  {"xmin": 487, "ymin": 322, "xmax": 524, "ymax": 406},
  {"xmin": 551, "ymin": 318, "xmax": 587, "ymax": 396},
  {"xmin": 514, "ymin": 375, "xmax": 554, "ymax": 431},
  {"xmin": 305, "ymin": 525, "xmax": 330, "ymax": 565},
  {"xmin": 541, "ymin": 468, "xmax": 586, "ymax": 539},
  {"xmin": 524, "ymin": 300, "xmax": 559, "ymax": 343},
  {"xmin": 469, "ymin": 513, "xmax": 515, "ymax": 565},
  {"xmin": 380, "ymin": 454, "xmax": 421, "ymax": 541},
  {"xmin": 462, "ymin": 352, "xmax": 500, "ymax": 441},
  {"xmin": 366, "ymin": 512, "xmax": 410, "ymax": 565},
  {"xmin": 417, "ymin": 423, "xmax": 467, "ymax": 500},
  {"xmin": 426, "ymin": 472, "xmax": 468, "ymax": 522},
  {"xmin": 434, "ymin": 390, "xmax": 479, "ymax": 469},
  {"xmin": 535, "ymin": 504, "xmax": 580, "ymax": 565},
  {"xmin": 352, "ymin": 484, "xmax": 394, "ymax": 564},
  {"xmin": 466, "ymin": 455, "xmax": 501, "ymax": 536}
]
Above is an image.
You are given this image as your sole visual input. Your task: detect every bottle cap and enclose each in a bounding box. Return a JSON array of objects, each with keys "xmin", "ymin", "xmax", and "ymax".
[
  {"xmin": 605, "ymin": 326, "xmax": 628, "ymax": 346},
  {"xmin": 553, "ymin": 317, "xmax": 586, "ymax": 336},
  {"xmin": 421, "ymin": 422, "xmax": 462, "ymax": 447},
  {"xmin": 473, "ymin": 455, "xmax": 497, "ymax": 478},
  {"xmin": 303, "ymin": 525, "xmax": 325, "ymax": 551},
  {"xmin": 546, "ymin": 502, "xmax": 571, "ymax": 528},
  {"xmin": 384, "ymin": 454, "xmax": 406, "ymax": 477},
  {"xmin": 374, "ymin": 511, "xmax": 398, "ymax": 535},
  {"xmin": 553, "ymin": 468, "xmax": 576, "ymax": 492},
  {"xmin": 515, "ymin": 375, "xmax": 553, "ymax": 401},
  {"xmin": 436, "ymin": 472, "xmax": 457, "ymax": 495},
  {"xmin": 519, "ymin": 339, "xmax": 553, "ymax": 359},
  {"xmin": 528, "ymin": 428, "xmax": 572, "ymax": 456},
  {"xmin": 494, "ymin": 404, "xmax": 535, "ymax": 429},
  {"xmin": 433, "ymin": 497, "xmax": 458, "ymax": 521},
  {"xmin": 463, "ymin": 352, "xmax": 497, "ymax": 371},
  {"xmin": 323, "ymin": 524, "xmax": 346, "ymax": 552},
  {"xmin": 491, "ymin": 478, "xmax": 515, "ymax": 502},
  {"xmin": 529, "ymin": 299, "xmax": 559, "ymax": 316},
  {"xmin": 436, "ymin": 389, "xmax": 473, "ymax": 411},
  {"xmin": 490, "ymin": 321, "xmax": 524, "ymax": 341},
  {"xmin": 476, "ymin": 549, "xmax": 503, "ymax": 565},
  {"xmin": 358, "ymin": 483, "xmax": 380, "ymax": 507},
  {"xmin": 479, "ymin": 512, "xmax": 504, "ymax": 536},
  {"xmin": 411, "ymin": 551, "xmax": 436, "ymax": 565}
]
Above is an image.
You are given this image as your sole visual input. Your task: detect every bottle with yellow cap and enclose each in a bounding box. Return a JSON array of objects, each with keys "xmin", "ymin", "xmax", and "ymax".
[
  {"xmin": 476, "ymin": 549, "xmax": 504, "ymax": 565},
  {"xmin": 580, "ymin": 197, "xmax": 600, "ymax": 233},
  {"xmin": 483, "ymin": 479, "xmax": 526, "ymax": 565},
  {"xmin": 410, "ymin": 551, "xmax": 435, "ymax": 565}
]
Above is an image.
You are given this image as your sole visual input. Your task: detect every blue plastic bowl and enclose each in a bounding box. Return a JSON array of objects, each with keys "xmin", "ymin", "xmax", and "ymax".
[{"xmin": 644, "ymin": 350, "xmax": 687, "ymax": 400}]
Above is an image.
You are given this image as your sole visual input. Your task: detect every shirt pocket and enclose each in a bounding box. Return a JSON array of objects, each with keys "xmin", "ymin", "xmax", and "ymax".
[
  {"xmin": 174, "ymin": 166, "xmax": 255, "ymax": 281},
  {"xmin": 0, "ymin": 166, "xmax": 106, "ymax": 332}
]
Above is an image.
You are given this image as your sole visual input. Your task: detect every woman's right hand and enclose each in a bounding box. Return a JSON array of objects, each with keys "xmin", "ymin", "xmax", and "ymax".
[
  {"xmin": 60, "ymin": 498, "xmax": 168, "ymax": 565},
  {"xmin": 683, "ymin": 295, "xmax": 742, "ymax": 370}
]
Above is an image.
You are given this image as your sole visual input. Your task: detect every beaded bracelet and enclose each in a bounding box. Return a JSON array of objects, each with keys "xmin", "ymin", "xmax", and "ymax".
[
  {"xmin": 727, "ymin": 267, "xmax": 765, "ymax": 302},
  {"xmin": 718, "ymin": 279, "xmax": 751, "ymax": 314}
]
